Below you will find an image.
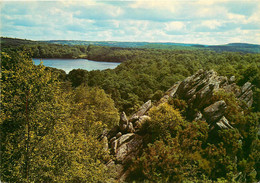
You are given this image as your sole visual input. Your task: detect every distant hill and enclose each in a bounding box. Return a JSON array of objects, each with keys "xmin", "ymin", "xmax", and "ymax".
[
  {"xmin": 43, "ymin": 40, "xmax": 206, "ymax": 50},
  {"xmin": 0, "ymin": 37, "xmax": 44, "ymax": 47},
  {"xmin": 43, "ymin": 40, "xmax": 149, "ymax": 48},
  {"xmin": 207, "ymin": 43, "xmax": 260, "ymax": 53},
  {"xmin": 1, "ymin": 37, "xmax": 260, "ymax": 53},
  {"xmin": 42, "ymin": 40, "xmax": 260, "ymax": 53}
]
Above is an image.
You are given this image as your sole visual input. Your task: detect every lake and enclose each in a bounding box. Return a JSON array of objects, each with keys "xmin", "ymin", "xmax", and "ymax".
[{"xmin": 33, "ymin": 58, "xmax": 121, "ymax": 73}]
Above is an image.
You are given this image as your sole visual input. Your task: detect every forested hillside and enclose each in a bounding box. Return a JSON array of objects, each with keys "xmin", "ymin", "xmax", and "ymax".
[
  {"xmin": 1, "ymin": 40, "xmax": 259, "ymax": 182},
  {"xmin": 67, "ymin": 49, "xmax": 260, "ymax": 114},
  {"xmin": 2, "ymin": 37, "xmax": 260, "ymax": 59}
]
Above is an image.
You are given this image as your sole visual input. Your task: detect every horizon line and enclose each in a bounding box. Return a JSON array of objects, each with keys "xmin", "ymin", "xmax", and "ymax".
[{"xmin": 2, "ymin": 36, "xmax": 260, "ymax": 46}]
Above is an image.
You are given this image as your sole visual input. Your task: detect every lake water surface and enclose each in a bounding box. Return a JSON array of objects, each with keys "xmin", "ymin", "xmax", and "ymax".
[{"xmin": 33, "ymin": 58, "xmax": 121, "ymax": 73}]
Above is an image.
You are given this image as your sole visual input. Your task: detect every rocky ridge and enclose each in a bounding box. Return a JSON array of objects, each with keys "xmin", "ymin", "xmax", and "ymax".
[{"xmin": 99, "ymin": 69, "xmax": 254, "ymax": 182}]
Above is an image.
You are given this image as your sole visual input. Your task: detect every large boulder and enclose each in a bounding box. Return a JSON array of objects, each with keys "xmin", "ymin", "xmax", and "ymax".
[
  {"xmin": 130, "ymin": 100, "xmax": 152, "ymax": 121},
  {"xmin": 134, "ymin": 115, "xmax": 151, "ymax": 129},
  {"xmin": 157, "ymin": 82, "xmax": 181, "ymax": 106},
  {"xmin": 115, "ymin": 134, "xmax": 143, "ymax": 163},
  {"xmin": 107, "ymin": 125, "xmax": 120, "ymax": 140},
  {"xmin": 111, "ymin": 139, "xmax": 118, "ymax": 154},
  {"xmin": 238, "ymin": 82, "xmax": 253, "ymax": 107},
  {"xmin": 174, "ymin": 70, "xmax": 229, "ymax": 110},
  {"xmin": 126, "ymin": 122, "xmax": 135, "ymax": 133},
  {"xmin": 203, "ymin": 100, "xmax": 227, "ymax": 123},
  {"xmin": 106, "ymin": 133, "xmax": 143, "ymax": 181},
  {"xmin": 216, "ymin": 116, "xmax": 233, "ymax": 129},
  {"xmin": 110, "ymin": 133, "xmax": 136, "ymax": 156},
  {"xmin": 117, "ymin": 133, "xmax": 135, "ymax": 147},
  {"xmin": 119, "ymin": 112, "xmax": 129, "ymax": 132}
]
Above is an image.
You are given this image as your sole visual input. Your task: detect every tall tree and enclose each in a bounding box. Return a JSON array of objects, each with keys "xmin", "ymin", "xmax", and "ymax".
[
  {"xmin": 1, "ymin": 52, "xmax": 65, "ymax": 182},
  {"xmin": 1, "ymin": 52, "xmax": 116, "ymax": 182}
]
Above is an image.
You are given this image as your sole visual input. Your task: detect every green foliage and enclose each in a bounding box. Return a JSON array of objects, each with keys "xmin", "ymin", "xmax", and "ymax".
[
  {"xmin": 1, "ymin": 52, "xmax": 64, "ymax": 182},
  {"xmin": 132, "ymin": 140, "xmax": 185, "ymax": 182},
  {"xmin": 207, "ymin": 90, "xmax": 259, "ymax": 182},
  {"xmin": 74, "ymin": 50, "xmax": 259, "ymax": 114},
  {"xmin": 168, "ymin": 97, "xmax": 188, "ymax": 114},
  {"xmin": 67, "ymin": 69, "xmax": 89, "ymax": 87},
  {"xmin": 71, "ymin": 85, "xmax": 119, "ymax": 133},
  {"xmin": 131, "ymin": 93, "xmax": 258, "ymax": 182},
  {"xmin": 0, "ymin": 52, "xmax": 116, "ymax": 182},
  {"xmin": 131, "ymin": 114, "xmax": 210, "ymax": 182},
  {"xmin": 3, "ymin": 37, "xmax": 260, "ymax": 53},
  {"xmin": 211, "ymin": 90, "xmax": 242, "ymax": 124},
  {"xmin": 1, "ymin": 38, "xmax": 260, "ymax": 182},
  {"xmin": 148, "ymin": 103, "xmax": 185, "ymax": 141},
  {"xmin": 3, "ymin": 38, "xmax": 260, "ymax": 114}
]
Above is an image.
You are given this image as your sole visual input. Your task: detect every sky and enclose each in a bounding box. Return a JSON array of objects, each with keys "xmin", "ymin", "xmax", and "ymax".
[{"xmin": 1, "ymin": 0, "xmax": 260, "ymax": 45}]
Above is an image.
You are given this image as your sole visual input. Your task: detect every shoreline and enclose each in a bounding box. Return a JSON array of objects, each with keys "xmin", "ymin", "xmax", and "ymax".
[{"xmin": 33, "ymin": 57, "xmax": 123, "ymax": 63}]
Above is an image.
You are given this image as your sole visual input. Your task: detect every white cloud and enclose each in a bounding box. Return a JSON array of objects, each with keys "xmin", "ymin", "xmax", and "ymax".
[
  {"xmin": 200, "ymin": 20, "xmax": 222, "ymax": 29},
  {"xmin": 165, "ymin": 21, "xmax": 186, "ymax": 31},
  {"xmin": 1, "ymin": 0, "xmax": 260, "ymax": 44},
  {"xmin": 130, "ymin": 1, "xmax": 177, "ymax": 12},
  {"xmin": 196, "ymin": 5, "xmax": 228, "ymax": 19},
  {"xmin": 108, "ymin": 6, "xmax": 124, "ymax": 17},
  {"xmin": 227, "ymin": 13, "xmax": 246, "ymax": 23},
  {"xmin": 247, "ymin": 3, "xmax": 260, "ymax": 24},
  {"xmin": 196, "ymin": 0, "xmax": 230, "ymax": 6}
]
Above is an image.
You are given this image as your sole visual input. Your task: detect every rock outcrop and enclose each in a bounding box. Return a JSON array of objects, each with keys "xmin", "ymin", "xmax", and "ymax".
[
  {"xmin": 130, "ymin": 100, "xmax": 152, "ymax": 121},
  {"xmin": 100, "ymin": 70, "xmax": 254, "ymax": 182},
  {"xmin": 203, "ymin": 100, "xmax": 227, "ymax": 123}
]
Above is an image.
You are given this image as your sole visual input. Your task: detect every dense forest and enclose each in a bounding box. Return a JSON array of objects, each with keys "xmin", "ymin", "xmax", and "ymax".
[
  {"xmin": 1, "ymin": 37, "xmax": 260, "ymax": 60},
  {"xmin": 1, "ymin": 38, "xmax": 260, "ymax": 182}
]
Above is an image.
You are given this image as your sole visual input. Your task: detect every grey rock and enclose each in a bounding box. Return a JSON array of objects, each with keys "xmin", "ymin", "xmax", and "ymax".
[
  {"xmin": 127, "ymin": 122, "xmax": 135, "ymax": 133},
  {"xmin": 203, "ymin": 100, "xmax": 227, "ymax": 123},
  {"xmin": 116, "ymin": 132, "xmax": 122, "ymax": 139},
  {"xmin": 130, "ymin": 100, "xmax": 152, "ymax": 121},
  {"xmin": 115, "ymin": 134, "xmax": 143, "ymax": 162},
  {"xmin": 107, "ymin": 125, "xmax": 119, "ymax": 140},
  {"xmin": 106, "ymin": 159, "xmax": 115, "ymax": 167},
  {"xmin": 239, "ymin": 90, "xmax": 253, "ymax": 107},
  {"xmin": 111, "ymin": 139, "xmax": 118, "ymax": 154},
  {"xmin": 118, "ymin": 169, "xmax": 131, "ymax": 183},
  {"xmin": 175, "ymin": 70, "xmax": 222, "ymax": 109},
  {"xmin": 157, "ymin": 82, "xmax": 181, "ymax": 106},
  {"xmin": 176, "ymin": 70, "xmax": 216, "ymax": 97},
  {"xmin": 167, "ymin": 81, "xmax": 181, "ymax": 97},
  {"xmin": 216, "ymin": 116, "xmax": 233, "ymax": 129},
  {"xmin": 113, "ymin": 163, "xmax": 125, "ymax": 181},
  {"xmin": 238, "ymin": 82, "xmax": 253, "ymax": 107},
  {"xmin": 109, "ymin": 137, "xmax": 116, "ymax": 144},
  {"xmin": 120, "ymin": 112, "xmax": 128, "ymax": 124},
  {"xmin": 122, "ymin": 124, "xmax": 127, "ymax": 131},
  {"xmin": 117, "ymin": 133, "xmax": 135, "ymax": 147},
  {"xmin": 134, "ymin": 115, "xmax": 151, "ymax": 129},
  {"xmin": 194, "ymin": 111, "xmax": 203, "ymax": 121},
  {"xmin": 229, "ymin": 76, "xmax": 236, "ymax": 83},
  {"xmin": 241, "ymin": 82, "xmax": 252, "ymax": 94},
  {"xmin": 106, "ymin": 160, "xmax": 125, "ymax": 181},
  {"xmin": 98, "ymin": 129, "xmax": 109, "ymax": 141},
  {"xmin": 119, "ymin": 112, "xmax": 129, "ymax": 132},
  {"xmin": 222, "ymin": 83, "xmax": 239, "ymax": 94},
  {"xmin": 158, "ymin": 94, "xmax": 169, "ymax": 105}
]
